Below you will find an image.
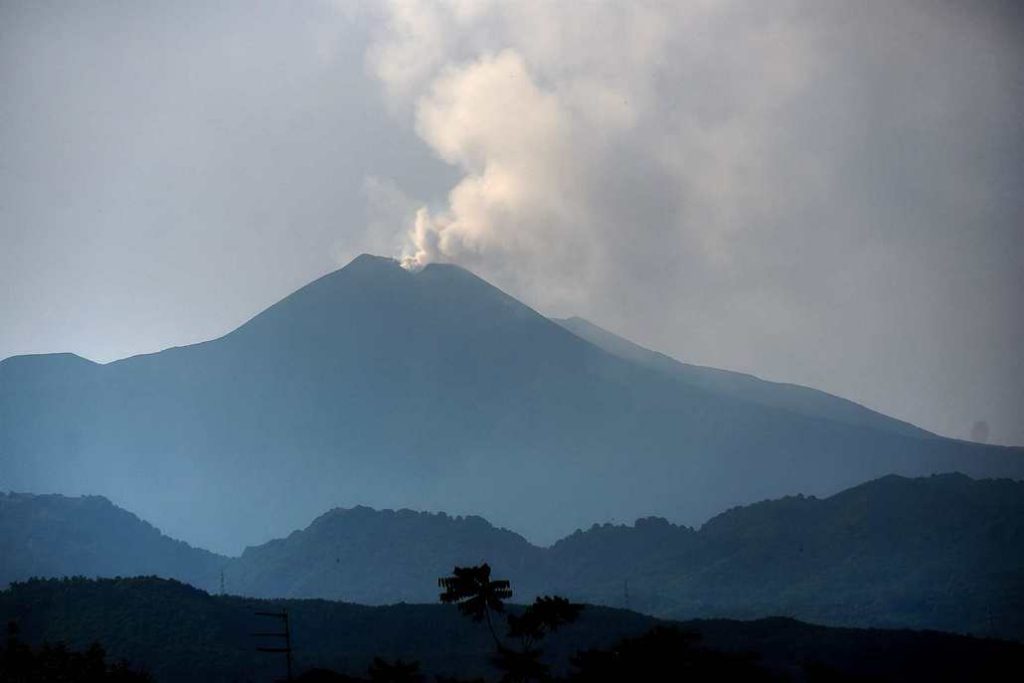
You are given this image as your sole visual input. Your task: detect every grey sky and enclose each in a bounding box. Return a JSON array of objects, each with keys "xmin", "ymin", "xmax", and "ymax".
[{"xmin": 1, "ymin": 0, "xmax": 1021, "ymax": 445}]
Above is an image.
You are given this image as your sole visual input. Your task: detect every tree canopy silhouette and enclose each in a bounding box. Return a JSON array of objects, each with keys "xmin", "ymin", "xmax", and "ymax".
[
  {"xmin": 438, "ymin": 564, "xmax": 583, "ymax": 682},
  {"xmin": 439, "ymin": 563, "xmax": 512, "ymax": 648},
  {"xmin": 0, "ymin": 620, "xmax": 152, "ymax": 682}
]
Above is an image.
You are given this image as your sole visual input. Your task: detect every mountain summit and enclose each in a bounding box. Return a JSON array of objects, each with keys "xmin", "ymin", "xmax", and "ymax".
[{"xmin": 2, "ymin": 254, "xmax": 1022, "ymax": 552}]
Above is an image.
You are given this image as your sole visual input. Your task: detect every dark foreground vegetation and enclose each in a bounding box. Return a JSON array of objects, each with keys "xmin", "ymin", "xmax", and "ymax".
[
  {"xmin": 1, "ymin": 621, "xmax": 152, "ymax": 682},
  {"xmin": 2, "ymin": 576, "xmax": 1021, "ymax": 682}
]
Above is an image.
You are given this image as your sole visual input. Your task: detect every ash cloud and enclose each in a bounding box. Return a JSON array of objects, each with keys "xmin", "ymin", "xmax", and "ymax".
[{"xmin": 365, "ymin": 0, "xmax": 1024, "ymax": 444}]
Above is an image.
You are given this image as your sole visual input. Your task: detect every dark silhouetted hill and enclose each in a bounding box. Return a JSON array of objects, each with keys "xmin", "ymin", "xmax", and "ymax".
[
  {"xmin": 2, "ymin": 577, "xmax": 1021, "ymax": 682},
  {"xmin": 546, "ymin": 473, "xmax": 1024, "ymax": 640},
  {"xmin": 226, "ymin": 506, "xmax": 544, "ymax": 602},
  {"xmin": 3, "ymin": 255, "xmax": 1022, "ymax": 554}
]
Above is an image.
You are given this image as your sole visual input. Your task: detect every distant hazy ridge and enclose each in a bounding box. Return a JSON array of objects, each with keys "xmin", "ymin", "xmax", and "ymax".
[{"xmin": 4, "ymin": 474, "xmax": 1022, "ymax": 640}]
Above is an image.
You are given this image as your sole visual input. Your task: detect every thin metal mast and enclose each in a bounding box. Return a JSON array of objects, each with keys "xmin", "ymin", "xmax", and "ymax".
[{"xmin": 254, "ymin": 609, "xmax": 293, "ymax": 682}]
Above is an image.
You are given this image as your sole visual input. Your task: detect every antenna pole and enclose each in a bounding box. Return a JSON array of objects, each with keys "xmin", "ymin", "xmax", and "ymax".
[
  {"xmin": 284, "ymin": 610, "xmax": 293, "ymax": 681},
  {"xmin": 254, "ymin": 609, "xmax": 293, "ymax": 682}
]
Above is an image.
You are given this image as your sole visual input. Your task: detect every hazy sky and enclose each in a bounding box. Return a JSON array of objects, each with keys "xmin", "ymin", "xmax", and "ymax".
[{"xmin": 1, "ymin": 1, "xmax": 1021, "ymax": 445}]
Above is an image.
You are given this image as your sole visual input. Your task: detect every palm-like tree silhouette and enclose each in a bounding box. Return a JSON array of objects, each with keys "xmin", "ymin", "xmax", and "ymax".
[
  {"xmin": 438, "ymin": 564, "xmax": 583, "ymax": 682},
  {"xmin": 438, "ymin": 563, "xmax": 512, "ymax": 648}
]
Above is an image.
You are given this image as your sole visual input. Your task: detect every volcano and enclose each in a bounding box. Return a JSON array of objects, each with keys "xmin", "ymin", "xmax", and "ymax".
[{"xmin": 2, "ymin": 254, "xmax": 1021, "ymax": 553}]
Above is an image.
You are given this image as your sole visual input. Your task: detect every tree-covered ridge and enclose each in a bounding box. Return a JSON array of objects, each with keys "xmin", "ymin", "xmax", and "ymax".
[
  {"xmin": 228, "ymin": 473, "xmax": 1024, "ymax": 640},
  {"xmin": 2, "ymin": 577, "xmax": 1022, "ymax": 682},
  {"xmin": 0, "ymin": 492, "xmax": 226, "ymax": 591},
  {"xmin": 4, "ymin": 474, "xmax": 1023, "ymax": 639},
  {"xmin": 546, "ymin": 473, "xmax": 1024, "ymax": 637},
  {"xmin": 230, "ymin": 507, "xmax": 543, "ymax": 603}
]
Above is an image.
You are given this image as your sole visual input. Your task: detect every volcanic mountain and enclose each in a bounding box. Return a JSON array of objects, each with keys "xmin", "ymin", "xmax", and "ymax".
[{"xmin": 1, "ymin": 254, "xmax": 1021, "ymax": 553}]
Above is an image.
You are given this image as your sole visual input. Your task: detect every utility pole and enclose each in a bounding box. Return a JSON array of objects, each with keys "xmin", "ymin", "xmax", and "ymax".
[
  {"xmin": 254, "ymin": 609, "xmax": 293, "ymax": 682},
  {"xmin": 623, "ymin": 579, "xmax": 630, "ymax": 611}
]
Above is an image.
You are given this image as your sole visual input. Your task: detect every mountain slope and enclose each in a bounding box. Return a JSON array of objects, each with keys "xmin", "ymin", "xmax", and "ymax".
[
  {"xmin": 553, "ymin": 316, "xmax": 930, "ymax": 438},
  {"xmin": 548, "ymin": 473, "xmax": 1024, "ymax": 639},
  {"xmin": 0, "ymin": 492, "xmax": 225, "ymax": 590},
  {"xmin": 2, "ymin": 254, "xmax": 1022, "ymax": 553}
]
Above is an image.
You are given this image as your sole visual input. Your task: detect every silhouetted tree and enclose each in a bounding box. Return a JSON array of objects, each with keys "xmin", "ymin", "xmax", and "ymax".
[
  {"xmin": 438, "ymin": 565, "xmax": 583, "ymax": 682},
  {"xmin": 507, "ymin": 596, "xmax": 583, "ymax": 651},
  {"xmin": 439, "ymin": 563, "xmax": 512, "ymax": 649}
]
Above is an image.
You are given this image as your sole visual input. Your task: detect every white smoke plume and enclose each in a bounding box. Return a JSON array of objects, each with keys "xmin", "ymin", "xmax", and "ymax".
[
  {"xmin": 362, "ymin": 0, "xmax": 1024, "ymax": 442},
  {"xmin": 368, "ymin": 1, "xmax": 827, "ymax": 301}
]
